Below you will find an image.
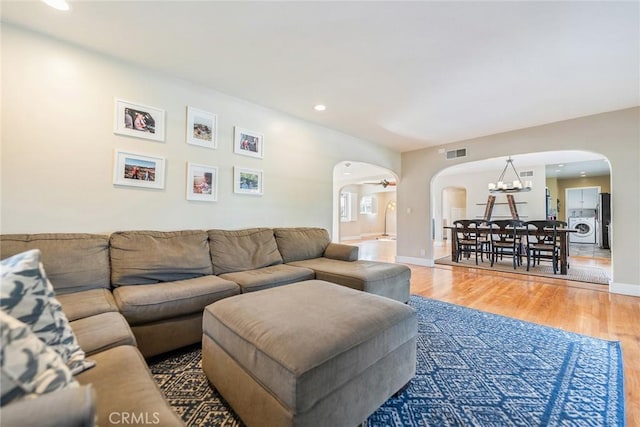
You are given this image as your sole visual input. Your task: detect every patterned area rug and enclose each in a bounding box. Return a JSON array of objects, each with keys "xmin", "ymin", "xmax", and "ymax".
[
  {"xmin": 434, "ymin": 255, "xmax": 611, "ymax": 285},
  {"xmin": 148, "ymin": 296, "xmax": 624, "ymax": 426}
]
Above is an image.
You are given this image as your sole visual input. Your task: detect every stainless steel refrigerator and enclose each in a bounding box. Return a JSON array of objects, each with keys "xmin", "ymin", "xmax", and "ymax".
[{"xmin": 596, "ymin": 193, "xmax": 611, "ymax": 249}]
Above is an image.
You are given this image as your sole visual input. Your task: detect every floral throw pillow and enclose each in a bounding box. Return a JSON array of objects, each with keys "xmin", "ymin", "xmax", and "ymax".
[
  {"xmin": 0, "ymin": 249, "xmax": 95, "ymax": 375},
  {"xmin": 0, "ymin": 310, "xmax": 78, "ymax": 405}
]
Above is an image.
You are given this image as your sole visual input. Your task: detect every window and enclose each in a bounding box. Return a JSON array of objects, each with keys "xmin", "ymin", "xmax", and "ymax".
[
  {"xmin": 340, "ymin": 192, "xmax": 356, "ymax": 222},
  {"xmin": 359, "ymin": 195, "xmax": 377, "ymax": 214}
]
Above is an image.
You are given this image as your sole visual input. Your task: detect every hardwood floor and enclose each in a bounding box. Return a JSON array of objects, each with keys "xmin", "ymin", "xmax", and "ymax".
[{"xmin": 345, "ymin": 237, "xmax": 640, "ymax": 426}]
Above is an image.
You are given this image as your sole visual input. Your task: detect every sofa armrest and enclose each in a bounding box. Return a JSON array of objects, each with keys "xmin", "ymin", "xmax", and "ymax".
[
  {"xmin": 323, "ymin": 243, "xmax": 359, "ymax": 262},
  {"xmin": 2, "ymin": 384, "xmax": 96, "ymax": 427}
]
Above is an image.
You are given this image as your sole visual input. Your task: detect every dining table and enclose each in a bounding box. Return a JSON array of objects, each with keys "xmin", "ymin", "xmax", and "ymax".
[{"xmin": 444, "ymin": 224, "xmax": 577, "ymax": 275}]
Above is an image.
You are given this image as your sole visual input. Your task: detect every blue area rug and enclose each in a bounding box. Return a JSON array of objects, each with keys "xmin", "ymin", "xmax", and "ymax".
[{"xmin": 148, "ymin": 295, "xmax": 624, "ymax": 426}]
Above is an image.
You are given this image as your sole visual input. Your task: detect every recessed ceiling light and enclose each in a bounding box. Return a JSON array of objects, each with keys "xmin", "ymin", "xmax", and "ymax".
[
  {"xmin": 558, "ymin": 164, "xmax": 565, "ymax": 167},
  {"xmin": 313, "ymin": 104, "xmax": 326, "ymax": 112},
  {"xmin": 343, "ymin": 172, "xmax": 352, "ymax": 176},
  {"xmin": 42, "ymin": 0, "xmax": 70, "ymax": 11}
]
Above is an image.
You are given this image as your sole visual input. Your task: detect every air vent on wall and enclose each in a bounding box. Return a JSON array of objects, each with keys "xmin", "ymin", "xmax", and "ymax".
[
  {"xmin": 519, "ymin": 170, "xmax": 534, "ymax": 177},
  {"xmin": 445, "ymin": 148, "xmax": 467, "ymax": 159}
]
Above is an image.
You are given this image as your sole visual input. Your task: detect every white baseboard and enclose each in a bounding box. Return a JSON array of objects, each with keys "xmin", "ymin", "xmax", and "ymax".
[
  {"xmin": 396, "ymin": 256, "xmax": 434, "ymax": 267},
  {"xmin": 609, "ymin": 281, "xmax": 640, "ymax": 297},
  {"xmin": 360, "ymin": 232, "xmax": 380, "ymax": 238},
  {"xmin": 341, "ymin": 233, "xmax": 397, "ymax": 241}
]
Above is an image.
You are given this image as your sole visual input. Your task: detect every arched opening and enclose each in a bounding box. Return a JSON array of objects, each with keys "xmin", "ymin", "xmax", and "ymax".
[
  {"xmin": 430, "ymin": 150, "xmax": 612, "ymax": 283},
  {"xmin": 333, "ymin": 161, "xmax": 398, "ymax": 262}
]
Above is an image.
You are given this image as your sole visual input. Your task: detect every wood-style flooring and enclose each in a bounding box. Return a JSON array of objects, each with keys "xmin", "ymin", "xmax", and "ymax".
[{"xmin": 345, "ymin": 237, "xmax": 639, "ymax": 426}]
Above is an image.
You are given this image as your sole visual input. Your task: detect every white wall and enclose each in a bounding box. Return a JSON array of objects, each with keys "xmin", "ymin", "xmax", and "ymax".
[
  {"xmin": 1, "ymin": 25, "xmax": 400, "ymax": 236},
  {"xmin": 398, "ymin": 107, "xmax": 640, "ymax": 296},
  {"xmin": 441, "ymin": 187, "xmax": 467, "ymax": 234}
]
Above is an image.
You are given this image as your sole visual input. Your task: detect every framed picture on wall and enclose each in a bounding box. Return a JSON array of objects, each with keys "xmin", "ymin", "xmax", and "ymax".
[
  {"xmin": 186, "ymin": 163, "xmax": 218, "ymax": 202},
  {"xmin": 233, "ymin": 127, "xmax": 264, "ymax": 159},
  {"xmin": 234, "ymin": 167, "xmax": 263, "ymax": 195},
  {"xmin": 113, "ymin": 150, "xmax": 165, "ymax": 189},
  {"xmin": 113, "ymin": 98, "xmax": 165, "ymax": 142},
  {"xmin": 186, "ymin": 106, "xmax": 217, "ymax": 149}
]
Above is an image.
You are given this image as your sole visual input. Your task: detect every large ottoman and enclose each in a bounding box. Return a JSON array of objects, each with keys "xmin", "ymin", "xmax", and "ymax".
[{"xmin": 202, "ymin": 280, "xmax": 417, "ymax": 427}]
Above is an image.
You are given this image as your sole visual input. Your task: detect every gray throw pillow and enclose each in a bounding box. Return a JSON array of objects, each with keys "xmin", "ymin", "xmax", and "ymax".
[
  {"xmin": 0, "ymin": 310, "xmax": 78, "ymax": 406},
  {"xmin": 0, "ymin": 249, "xmax": 95, "ymax": 375}
]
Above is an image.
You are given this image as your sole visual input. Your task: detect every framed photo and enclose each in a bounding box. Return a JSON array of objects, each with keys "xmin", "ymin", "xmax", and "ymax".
[
  {"xmin": 186, "ymin": 106, "xmax": 217, "ymax": 149},
  {"xmin": 113, "ymin": 150, "xmax": 165, "ymax": 189},
  {"xmin": 234, "ymin": 167, "xmax": 264, "ymax": 195},
  {"xmin": 114, "ymin": 98, "xmax": 165, "ymax": 142},
  {"xmin": 186, "ymin": 163, "xmax": 218, "ymax": 202},
  {"xmin": 234, "ymin": 127, "xmax": 264, "ymax": 158}
]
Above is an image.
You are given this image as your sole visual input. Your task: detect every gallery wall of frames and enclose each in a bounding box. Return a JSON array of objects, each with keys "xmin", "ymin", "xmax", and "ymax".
[{"xmin": 113, "ymin": 99, "xmax": 265, "ymax": 201}]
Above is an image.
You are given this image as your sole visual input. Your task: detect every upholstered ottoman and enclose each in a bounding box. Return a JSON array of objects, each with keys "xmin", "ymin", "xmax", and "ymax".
[{"xmin": 202, "ymin": 280, "xmax": 417, "ymax": 427}]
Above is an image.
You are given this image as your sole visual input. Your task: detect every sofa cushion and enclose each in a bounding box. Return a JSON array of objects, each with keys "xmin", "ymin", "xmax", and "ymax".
[
  {"xmin": 0, "ymin": 311, "xmax": 78, "ymax": 406},
  {"xmin": 70, "ymin": 312, "xmax": 136, "ymax": 356},
  {"xmin": 288, "ymin": 258, "xmax": 411, "ymax": 303},
  {"xmin": 1, "ymin": 384, "xmax": 96, "ymax": 427},
  {"xmin": 219, "ymin": 264, "xmax": 315, "ymax": 293},
  {"xmin": 273, "ymin": 228, "xmax": 331, "ymax": 263},
  {"xmin": 208, "ymin": 228, "xmax": 282, "ymax": 275},
  {"xmin": 0, "ymin": 233, "xmax": 110, "ymax": 295},
  {"xmin": 113, "ymin": 275, "xmax": 240, "ymax": 325},
  {"xmin": 0, "ymin": 250, "xmax": 95, "ymax": 375},
  {"xmin": 110, "ymin": 230, "xmax": 213, "ymax": 286},
  {"xmin": 76, "ymin": 345, "xmax": 185, "ymax": 426},
  {"xmin": 57, "ymin": 288, "xmax": 119, "ymax": 322}
]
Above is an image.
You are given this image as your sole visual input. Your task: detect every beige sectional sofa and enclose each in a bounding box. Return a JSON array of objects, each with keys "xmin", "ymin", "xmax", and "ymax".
[
  {"xmin": 0, "ymin": 227, "xmax": 411, "ymax": 426},
  {"xmin": 0, "ymin": 233, "xmax": 185, "ymax": 426}
]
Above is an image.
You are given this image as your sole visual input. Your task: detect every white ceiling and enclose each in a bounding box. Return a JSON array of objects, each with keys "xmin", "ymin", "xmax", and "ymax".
[
  {"xmin": 2, "ymin": 1, "xmax": 638, "ymax": 154},
  {"xmin": 437, "ymin": 151, "xmax": 610, "ymax": 179},
  {"xmin": 334, "ymin": 151, "xmax": 611, "ymax": 189}
]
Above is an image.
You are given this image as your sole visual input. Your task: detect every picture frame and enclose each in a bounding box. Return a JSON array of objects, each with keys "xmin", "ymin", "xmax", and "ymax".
[
  {"xmin": 186, "ymin": 106, "xmax": 217, "ymax": 149},
  {"xmin": 233, "ymin": 127, "xmax": 264, "ymax": 159},
  {"xmin": 113, "ymin": 150, "xmax": 165, "ymax": 189},
  {"xmin": 234, "ymin": 167, "xmax": 264, "ymax": 195},
  {"xmin": 114, "ymin": 98, "xmax": 165, "ymax": 142},
  {"xmin": 186, "ymin": 163, "xmax": 218, "ymax": 202}
]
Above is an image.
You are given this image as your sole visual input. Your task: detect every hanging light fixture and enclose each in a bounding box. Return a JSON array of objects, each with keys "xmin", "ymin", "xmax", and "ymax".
[{"xmin": 488, "ymin": 157, "xmax": 532, "ymax": 193}]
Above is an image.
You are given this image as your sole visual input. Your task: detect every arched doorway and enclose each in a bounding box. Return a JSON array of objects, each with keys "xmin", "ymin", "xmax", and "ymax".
[
  {"xmin": 332, "ymin": 161, "xmax": 398, "ymax": 260},
  {"xmin": 430, "ymin": 150, "xmax": 612, "ymax": 283}
]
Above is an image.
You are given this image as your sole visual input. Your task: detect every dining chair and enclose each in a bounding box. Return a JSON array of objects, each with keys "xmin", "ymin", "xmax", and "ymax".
[
  {"xmin": 487, "ymin": 219, "xmax": 526, "ymax": 270},
  {"xmin": 525, "ymin": 220, "xmax": 562, "ymax": 274},
  {"xmin": 452, "ymin": 219, "xmax": 490, "ymax": 265}
]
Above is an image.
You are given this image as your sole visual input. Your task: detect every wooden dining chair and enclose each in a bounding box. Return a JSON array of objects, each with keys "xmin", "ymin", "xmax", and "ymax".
[
  {"xmin": 525, "ymin": 220, "xmax": 562, "ymax": 274},
  {"xmin": 452, "ymin": 219, "xmax": 490, "ymax": 265},
  {"xmin": 487, "ymin": 219, "xmax": 525, "ymax": 270}
]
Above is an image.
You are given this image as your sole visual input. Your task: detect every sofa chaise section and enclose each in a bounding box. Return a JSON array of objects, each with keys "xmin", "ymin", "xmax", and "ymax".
[
  {"xmin": 274, "ymin": 227, "xmax": 411, "ymax": 303},
  {"xmin": 287, "ymin": 257, "xmax": 411, "ymax": 303},
  {"xmin": 208, "ymin": 228, "xmax": 315, "ymax": 293},
  {"xmin": 109, "ymin": 230, "xmax": 240, "ymax": 357}
]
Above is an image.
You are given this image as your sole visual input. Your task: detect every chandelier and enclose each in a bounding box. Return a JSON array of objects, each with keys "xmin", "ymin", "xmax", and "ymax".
[{"xmin": 488, "ymin": 157, "xmax": 532, "ymax": 193}]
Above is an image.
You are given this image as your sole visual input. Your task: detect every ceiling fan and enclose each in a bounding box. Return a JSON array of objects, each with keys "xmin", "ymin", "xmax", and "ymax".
[{"xmin": 363, "ymin": 179, "xmax": 397, "ymax": 188}]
